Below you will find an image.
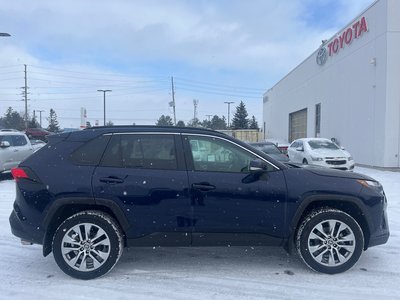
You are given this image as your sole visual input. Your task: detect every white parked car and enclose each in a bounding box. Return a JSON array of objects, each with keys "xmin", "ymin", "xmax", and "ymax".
[
  {"xmin": 288, "ymin": 138, "xmax": 355, "ymax": 171},
  {"xmin": 0, "ymin": 130, "xmax": 34, "ymax": 174},
  {"xmin": 30, "ymin": 139, "xmax": 47, "ymax": 152}
]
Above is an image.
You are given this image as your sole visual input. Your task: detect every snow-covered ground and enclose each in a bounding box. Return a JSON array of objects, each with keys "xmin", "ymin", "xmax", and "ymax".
[{"xmin": 0, "ymin": 167, "xmax": 399, "ymax": 300}]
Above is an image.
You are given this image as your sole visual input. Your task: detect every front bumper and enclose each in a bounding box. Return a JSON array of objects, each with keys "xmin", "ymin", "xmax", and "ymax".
[
  {"xmin": 367, "ymin": 200, "xmax": 390, "ymax": 248},
  {"xmin": 311, "ymin": 159, "xmax": 355, "ymax": 171}
]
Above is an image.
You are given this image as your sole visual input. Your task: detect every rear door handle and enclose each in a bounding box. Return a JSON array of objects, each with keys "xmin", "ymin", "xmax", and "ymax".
[
  {"xmin": 99, "ymin": 176, "xmax": 124, "ymax": 184},
  {"xmin": 192, "ymin": 183, "xmax": 216, "ymax": 191}
]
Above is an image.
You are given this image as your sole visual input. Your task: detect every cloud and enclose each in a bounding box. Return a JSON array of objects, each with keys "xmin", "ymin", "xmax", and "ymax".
[{"xmin": 0, "ymin": 0, "xmax": 375, "ymax": 128}]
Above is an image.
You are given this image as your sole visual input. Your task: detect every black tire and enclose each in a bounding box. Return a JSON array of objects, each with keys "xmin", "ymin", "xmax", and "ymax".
[
  {"xmin": 303, "ymin": 158, "xmax": 308, "ymax": 164},
  {"xmin": 296, "ymin": 208, "xmax": 364, "ymax": 274},
  {"xmin": 52, "ymin": 210, "xmax": 123, "ymax": 280}
]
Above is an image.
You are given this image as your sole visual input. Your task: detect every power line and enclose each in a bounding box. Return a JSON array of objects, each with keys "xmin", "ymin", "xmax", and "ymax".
[
  {"xmin": 29, "ymin": 64, "xmax": 169, "ymax": 79},
  {"xmin": 174, "ymin": 76, "xmax": 264, "ymax": 92},
  {"xmin": 177, "ymin": 86, "xmax": 261, "ymax": 99}
]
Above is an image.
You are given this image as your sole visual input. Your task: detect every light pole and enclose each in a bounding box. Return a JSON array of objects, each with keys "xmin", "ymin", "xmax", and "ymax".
[
  {"xmin": 97, "ymin": 89, "xmax": 112, "ymax": 126},
  {"xmin": 37, "ymin": 110, "xmax": 45, "ymax": 127},
  {"xmin": 224, "ymin": 101, "xmax": 234, "ymax": 128}
]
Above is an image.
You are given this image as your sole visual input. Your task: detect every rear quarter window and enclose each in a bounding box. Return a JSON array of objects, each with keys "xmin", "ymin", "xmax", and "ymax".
[
  {"xmin": 0, "ymin": 135, "xmax": 13, "ymax": 145},
  {"xmin": 70, "ymin": 135, "xmax": 111, "ymax": 166}
]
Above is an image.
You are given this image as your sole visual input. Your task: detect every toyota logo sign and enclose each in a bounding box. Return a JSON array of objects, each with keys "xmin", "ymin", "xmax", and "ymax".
[{"xmin": 316, "ymin": 47, "xmax": 327, "ymax": 66}]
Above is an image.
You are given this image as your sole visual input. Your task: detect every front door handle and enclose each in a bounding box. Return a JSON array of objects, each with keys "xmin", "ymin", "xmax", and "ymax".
[
  {"xmin": 99, "ymin": 176, "xmax": 124, "ymax": 184},
  {"xmin": 192, "ymin": 183, "xmax": 216, "ymax": 191}
]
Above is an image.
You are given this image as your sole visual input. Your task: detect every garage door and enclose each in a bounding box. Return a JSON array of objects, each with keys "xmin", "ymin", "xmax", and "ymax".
[{"xmin": 289, "ymin": 108, "xmax": 307, "ymax": 142}]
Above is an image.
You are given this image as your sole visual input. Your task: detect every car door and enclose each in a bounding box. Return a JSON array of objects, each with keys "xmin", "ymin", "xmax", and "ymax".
[
  {"xmin": 183, "ymin": 134, "xmax": 287, "ymax": 246},
  {"xmin": 296, "ymin": 141, "xmax": 306, "ymax": 163},
  {"xmin": 0, "ymin": 135, "xmax": 16, "ymax": 171},
  {"xmin": 92, "ymin": 133, "xmax": 192, "ymax": 246},
  {"xmin": 290, "ymin": 140, "xmax": 304, "ymax": 163},
  {"xmin": 11, "ymin": 134, "xmax": 34, "ymax": 162}
]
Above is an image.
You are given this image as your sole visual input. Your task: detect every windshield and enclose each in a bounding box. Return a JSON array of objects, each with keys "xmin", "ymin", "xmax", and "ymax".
[
  {"xmin": 256, "ymin": 144, "xmax": 282, "ymax": 154},
  {"xmin": 307, "ymin": 140, "xmax": 339, "ymax": 150}
]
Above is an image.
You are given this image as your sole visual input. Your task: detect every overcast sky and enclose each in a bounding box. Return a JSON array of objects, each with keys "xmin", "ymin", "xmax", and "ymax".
[{"xmin": 0, "ymin": 0, "xmax": 374, "ymax": 128}]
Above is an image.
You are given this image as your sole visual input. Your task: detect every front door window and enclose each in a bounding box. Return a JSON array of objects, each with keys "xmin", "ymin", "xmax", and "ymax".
[{"xmin": 187, "ymin": 136, "xmax": 271, "ymax": 173}]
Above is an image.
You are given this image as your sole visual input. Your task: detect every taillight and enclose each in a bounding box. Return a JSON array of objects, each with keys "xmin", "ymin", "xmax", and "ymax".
[{"xmin": 11, "ymin": 168, "xmax": 29, "ymax": 181}]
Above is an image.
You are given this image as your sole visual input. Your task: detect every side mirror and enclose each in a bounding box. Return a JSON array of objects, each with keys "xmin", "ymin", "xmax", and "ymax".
[
  {"xmin": 296, "ymin": 146, "xmax": 304, "ymax": 152},
  {"xmin": 249, "ymin": 159, "xmax": 267, "ymax": 171},
  {"xmin": 0, "ymin": 141, "xmax": 11, "ymax": 148},
  {"xmin": 243, "ymin": 160, "xmax": 269, "ymax": 184}
]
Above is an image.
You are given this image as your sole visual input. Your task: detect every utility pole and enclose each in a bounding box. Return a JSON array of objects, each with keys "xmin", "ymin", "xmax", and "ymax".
[
  {"xmin": 171, "ymin": 76, "xmax": 176, "ymax": 125},
  {"xmin": 21, "ymin": 64, "xmax": 29, "ymax": 129},
  {"xmin": 224, "ymin": 101, "xmax": 234, "ymax": 128},
  {"xmin": 206, "ymin": 114, "xmax": 213, "ymax": 122},
  {"xmin": 37, "ymin": 110, "xmax": 44, "ymax": 127},
  {"xmin": 97, "ymin": 89, "xmax": 112, "ymax": 126},
  {"xmin": 193, "ymin": 99, "xmax": 199, "ymax": 121}
]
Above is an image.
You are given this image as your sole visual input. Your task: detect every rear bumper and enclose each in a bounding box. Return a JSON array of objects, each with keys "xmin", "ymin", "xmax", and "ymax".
[{"xmin": 9, "ymin": 208, "xmax": 44, "ymax": 245}]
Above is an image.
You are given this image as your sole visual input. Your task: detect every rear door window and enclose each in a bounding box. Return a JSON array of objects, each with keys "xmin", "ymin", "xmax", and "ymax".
[
  {"xmin": 11, "ymin": 135, "xmax": 28, "ymax": 146},
  {"xmin": 101, "ymin": 134, "xmax": 178, "ymax": 170}
]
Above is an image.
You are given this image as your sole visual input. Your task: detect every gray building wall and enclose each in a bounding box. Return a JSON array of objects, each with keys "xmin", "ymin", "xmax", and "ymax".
[{"xmin": 263, "ymin": 0, "xmax": 399, "ymax": 167}]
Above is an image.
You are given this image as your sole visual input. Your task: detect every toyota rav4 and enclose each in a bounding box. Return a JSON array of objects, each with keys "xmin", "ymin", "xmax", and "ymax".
[{"xmin": 9, "ymin": 126, "xmax": 389, "ymax": 279}]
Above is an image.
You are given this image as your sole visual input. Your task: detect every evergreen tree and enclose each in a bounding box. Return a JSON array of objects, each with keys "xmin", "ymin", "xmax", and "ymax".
[
  {"xmin": 28, "ymin": 116, "xmax": 39, "ymax": 128},
  {"xmin": 201, "ymin": 119, "xmax": 212, "ymax": 129},
  {"xmin": 106, "ymin": 120, "xmax": 114, "ymax": 126},
  {"xmin": 1, "ymin": 107, "xmax": 25, "ymax": 130},
  {"xmin": 156, "ymin": 115, "xmax": 174, "ymax": 126},
  {"xmin": 231, "ymin": 101, "xmax": 249, "ymax": 129},
  {"xmin": 187, "ymin": 118, "xmax": 200, "ymax": 127},
  {"xmin": 47, "ymin": 108, "xmax": 61, "ymax": 133},
  {"xmin": 210, "ymin": 115, "xmax": 227, "ymax": 130},
  {"xmin": 249, "ymin": 115, "xmax": 259, "ymax": 129},
  {"xmin": 176, "ymin": 120, "xmax": 185, "ymax": 127}
]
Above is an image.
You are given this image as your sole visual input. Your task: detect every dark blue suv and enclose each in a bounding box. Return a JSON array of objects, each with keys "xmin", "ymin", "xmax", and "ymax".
[{"xmin": 9, "ymin": 126, "xmax": 389, "ymax": 279}]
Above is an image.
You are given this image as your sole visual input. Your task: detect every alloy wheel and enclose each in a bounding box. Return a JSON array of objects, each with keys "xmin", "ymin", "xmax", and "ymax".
[
  {"xmin": 60, "ymin": 222, "xmax": 111, "ymax": 272},
  {"xmin": 307, "ymin": 219, "xmax": 356, "ymax": 267}
]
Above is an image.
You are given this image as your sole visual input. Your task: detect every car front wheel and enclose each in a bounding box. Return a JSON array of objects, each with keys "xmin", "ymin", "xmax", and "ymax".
[
  {"xmin": 52, "ymin": 210, "xmax": 124, "ymax": 280},
  {"xmin": 296, "ymin": 208, "xmax": 364, "ymax": 274}
]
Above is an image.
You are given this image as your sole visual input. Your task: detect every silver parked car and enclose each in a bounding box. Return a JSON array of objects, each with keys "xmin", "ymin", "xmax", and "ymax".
[
  {"xmin": 288, "ymin": 138, "xmax": 355, "ymax": 171},
  {"xmin": 0, "ymin": 130, "xmax": 34, "ymax": 174}
]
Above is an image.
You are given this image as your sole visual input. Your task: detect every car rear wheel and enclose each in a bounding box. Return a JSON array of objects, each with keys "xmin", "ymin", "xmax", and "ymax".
[
  {"xmin": 303, "ymin": 158, "xmax": 308, "ymax": 164},
  {"xmin": 296, "ymin": 208, "xmax": 364, "ymax": 274},
  {"xmin": 52, "ymin": 210, "xmax": 123, "ymax": 280}
]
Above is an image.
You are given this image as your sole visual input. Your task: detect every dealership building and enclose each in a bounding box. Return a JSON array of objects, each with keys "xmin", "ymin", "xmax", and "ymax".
[{"xmin": 263, "ymin": 0, "xmax": 400, "ymax": 168}]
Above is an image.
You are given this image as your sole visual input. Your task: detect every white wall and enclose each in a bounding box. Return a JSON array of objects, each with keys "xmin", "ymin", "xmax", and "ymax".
[
  {"xmin": 264, "ymin": 0, "xmax": 399, "ymax": 167},
  {"xmin": 384, "ymin": 0, "xmax": 400, "ymax": 167}
]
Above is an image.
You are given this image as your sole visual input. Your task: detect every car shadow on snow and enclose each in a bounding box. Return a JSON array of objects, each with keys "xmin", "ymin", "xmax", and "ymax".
[{"xmin": 115, "ymin": 246, "xmax": 305, "ymax": 277}]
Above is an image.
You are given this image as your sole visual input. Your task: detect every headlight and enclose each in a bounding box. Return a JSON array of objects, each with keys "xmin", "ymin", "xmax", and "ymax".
[
  {"xmin": 348, "ymin": 156, "xmax": 353, "ymax": 161},
  {"xmin": 357, "ymin": 179, "xmax": 381, "ymax": 189},
  {"xmin": 311, "ymin": 156, "xmax": 323, "ymax": 161}
]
